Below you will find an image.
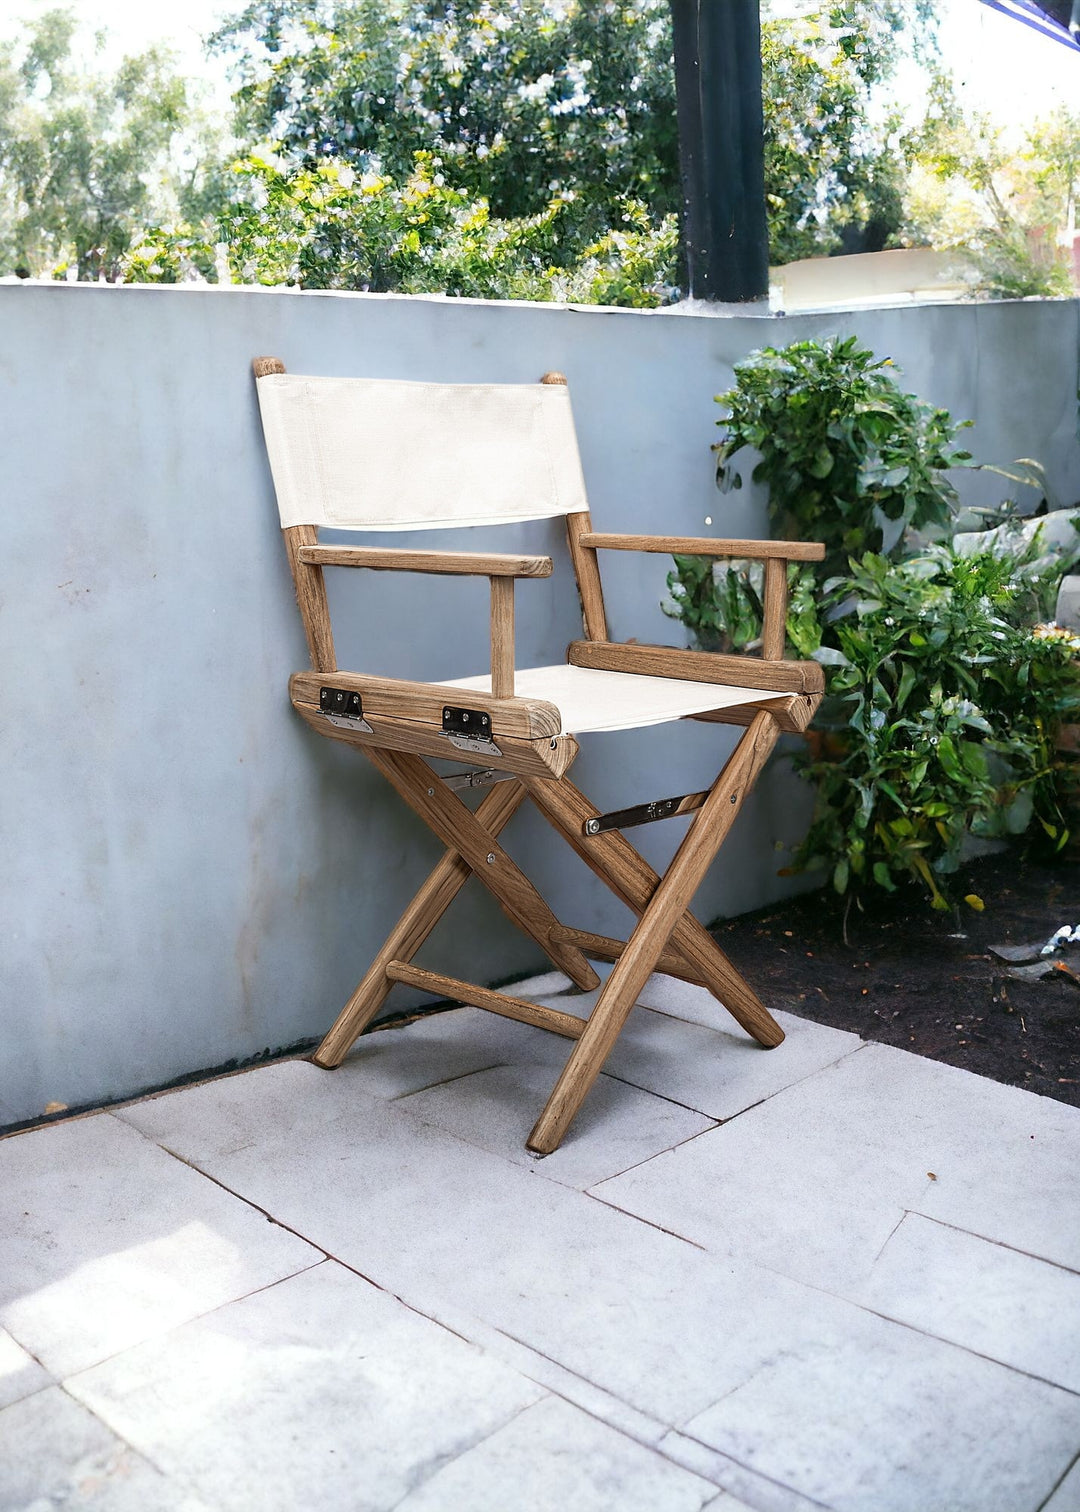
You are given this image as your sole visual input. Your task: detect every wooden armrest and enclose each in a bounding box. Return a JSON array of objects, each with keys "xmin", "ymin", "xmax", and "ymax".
[
  {"xmin": 568, "ymin": 641, "xmax": 824, "ymax": 694},
  {"xmin": 296, "ymin": 546, "xmax": 553, "ymax": 578},
  {"xmin": 579, "ymin": 533, "xmax": 825, "ymax": 563},
  {"xmin": 294, "ymin": 544, "xmax": 542, "ymax": 699}
]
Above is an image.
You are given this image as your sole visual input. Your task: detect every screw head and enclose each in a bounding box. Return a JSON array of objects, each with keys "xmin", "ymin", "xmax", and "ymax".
[{"xmin": 486, "ymin": 852, "xmax": 496, "ymax": 864}]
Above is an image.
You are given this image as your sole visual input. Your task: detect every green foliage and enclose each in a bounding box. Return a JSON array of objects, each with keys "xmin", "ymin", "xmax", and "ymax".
[
  {"xmin": 793, "ymin": 550, "xmax": 1080, "ymax": 908},
  {"xmin": 663, "ymin": 556, "xmax": 766, "ymax": 654},
  {"xmin": 120, "ymin": 151, "xmax": 679, "ymax": 305},
  {"xmin": 212, "ymin": 0, "xmax": 679, "ymax": 247},
  {"xmin": 664, "ymin": 335, "xmax": 1080, "ymax": 910},
  {"xmin": 760, "ymin": 4, "xmax": 915, "ymax": 263},
  {"xmin": 4, "ymin": 1, "xmax": 938, "ymax": 289},
  {"xmin": 714, "ymin": 336, "xmax": 973, "ymax": 577},
  {"xmin": 210, "ymin": 0, "xmax": 933, "ymax": 274},
  {"xmin": 0, "ymin": 9, "xmax": 225, "ymax": 280},
  {"xmin": 903, "ymin": 77, "xmax": 1080, "ymax": 299}
]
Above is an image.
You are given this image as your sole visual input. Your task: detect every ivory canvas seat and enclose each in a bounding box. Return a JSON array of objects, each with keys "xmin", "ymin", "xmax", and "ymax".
[
  {"xmin": 444, "ymin": 664, "xmax": 783, "ymax": 734},
  {"xmin": 254, "ymin": 358, "xmax": 825, "ymax": 1153}
]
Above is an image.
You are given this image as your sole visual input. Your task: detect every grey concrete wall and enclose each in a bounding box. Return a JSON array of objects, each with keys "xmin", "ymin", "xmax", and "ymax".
[{"xmin": 3, "ymin": 283, "xmax": 1078, "ymax": 1127}]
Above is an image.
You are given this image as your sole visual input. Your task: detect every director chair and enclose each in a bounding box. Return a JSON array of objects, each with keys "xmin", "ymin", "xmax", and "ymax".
[{"xmin": 253, "ymin": 357, "xmax": 824, "ymax": 1153}]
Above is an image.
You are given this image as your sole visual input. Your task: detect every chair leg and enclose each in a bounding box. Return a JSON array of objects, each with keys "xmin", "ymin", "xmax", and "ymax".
[
  {"xmin": 364, "ymin": 748, "xmax": 601, "ymax": 992},
  {"xmin": 525, "ymin": 764, "xmax": 784, "ymax": 1050},
  {"xmin": 527, "ymin": 711, "xmax": 782, "ymax": 1154},
  {"xmin": 313, "ymin": 778, "xmax": 527, "ymax": 1067}
]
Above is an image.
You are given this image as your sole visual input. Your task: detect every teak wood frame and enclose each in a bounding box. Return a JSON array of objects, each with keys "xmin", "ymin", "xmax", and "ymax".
[{"xmin": 254, "ymin": 356, "xmax": 825, "ymax": 1153}]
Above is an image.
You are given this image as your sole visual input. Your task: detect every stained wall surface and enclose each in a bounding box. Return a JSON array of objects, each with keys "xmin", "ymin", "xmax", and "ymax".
[{"xmin": 3, "ymin": 283, "xmax": 1077, "ymax": 1125}]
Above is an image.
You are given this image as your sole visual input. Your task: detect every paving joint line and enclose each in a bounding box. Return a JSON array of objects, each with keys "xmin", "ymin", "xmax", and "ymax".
[
  {"xmin": 1035, "ymin": 1446, "xmax": 1080, "ymax": 1511},
  {"xmin": 767, "ymin": 1264, "xmax": 1080, "ymax": 1400},
  {"xmin": 80, "ymin": 1126, "xmax": 725, "ymax": 1498},
  {"xmin": 55, "ymin": 1377, "xmax": 200, "ymax": 1495},
  {"xmin": 905, "ymin": 1208, "xmax": 1080, "ymax": 1278},
  {"xmin": 576, "ymin": 1116, "xmax": 722, "ymax": 1191},
  {"xmin": 599, "ymin": 1037, "xmax": 870, "ymax": 1133},
  {"xmin": 662, "ymin": 1426, "xmax": 834, "ymax": 1512},
  {"xmin": 387, "ymin": 1059, "xmax": 508, "ymax": 1101}
]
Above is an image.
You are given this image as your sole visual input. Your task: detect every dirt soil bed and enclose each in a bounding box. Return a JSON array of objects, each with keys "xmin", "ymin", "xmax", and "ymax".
[{"xmin": 714, "ymin": 852, "xmax": 1080, "ymax": 1109}]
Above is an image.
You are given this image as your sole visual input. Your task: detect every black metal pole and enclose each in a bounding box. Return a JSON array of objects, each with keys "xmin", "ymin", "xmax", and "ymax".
[{"xmin": 670, "ymin": 0, "xmax": 770, "ymax": 302}]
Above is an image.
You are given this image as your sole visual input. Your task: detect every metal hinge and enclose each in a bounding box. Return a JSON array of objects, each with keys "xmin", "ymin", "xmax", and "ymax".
[
  {"xmin": 442, "ymin": 705, "xmax": 502, "ymax": 756},
  {"xmin": 442, "ymin": 767, "xmax": 514, "ymax": 793},
  {"xmin": 320, "ymin": 686, "xmax": 372, "ymax": 733}
]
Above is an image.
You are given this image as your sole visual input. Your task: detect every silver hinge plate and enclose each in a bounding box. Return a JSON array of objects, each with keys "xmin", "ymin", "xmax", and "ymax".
[
  {"xmin": 325, "ymin": 713, "xmax": 373, "ymax": 733},
  {"xmin": 445, "ymin": 732, "xmax": 503, "ymax": 757}
]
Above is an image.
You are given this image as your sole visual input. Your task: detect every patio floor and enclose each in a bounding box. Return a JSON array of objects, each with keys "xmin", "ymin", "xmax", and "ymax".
[{"xmin": 3, "ymin": 971, "xmax": 1080, "ymax": 1512}]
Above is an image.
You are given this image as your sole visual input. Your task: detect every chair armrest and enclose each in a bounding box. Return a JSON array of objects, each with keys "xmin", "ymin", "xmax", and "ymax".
[
  {"xmin": 568, "ymin": 641, "xmax": 824, "ymax": 694},
  {"xmin": 295, "ymin": 546, "xmax": 553, "ymax": 577},
  {"xmin": 294, "ymin": 544, "xmax": 548, "ymax": 699},
  {"xmin": 578, "ymin": 533, "xmax": 825, "ymax": 563}
]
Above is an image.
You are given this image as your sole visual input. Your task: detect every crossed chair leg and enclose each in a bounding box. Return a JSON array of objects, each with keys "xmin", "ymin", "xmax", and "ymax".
[{"xmin": 312, "ymin": 710, "xmax": 784, "ymax": 1153}]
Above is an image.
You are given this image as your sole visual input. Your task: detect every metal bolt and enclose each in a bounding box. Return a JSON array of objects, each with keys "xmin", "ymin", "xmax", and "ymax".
[
  {"xmin": 585, "ymin": 818, "xmax": 600, "ymax": 836},
  {"xmin": 427, "ymin": 788, "xmax": 435, "ymax": 797},
  {"xmin": 486, "ymin": 853, "xmax": 496, "ymax": 864},
  {"xmin": 730, "ymin": 793, "xmax": 738, "ymax": 804}
]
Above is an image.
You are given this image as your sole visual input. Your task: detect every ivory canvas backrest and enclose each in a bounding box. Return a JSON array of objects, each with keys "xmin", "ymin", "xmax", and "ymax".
[{"xmin": 255, "ymin": 373, "xmax": 590, "ymax": 532}]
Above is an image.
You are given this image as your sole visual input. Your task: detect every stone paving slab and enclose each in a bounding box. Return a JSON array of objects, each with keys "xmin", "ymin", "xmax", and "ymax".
[
  {"xmin": 852, "ymin": 1212, "xmax": 1080, "ymax": 1392},
  {"xmin": 399, "ymin": 1060, "xmax": 716, "ymax": 1189},
  {"xmin": 0, "ymin": 1328, "xmax": 50, "ymax": 1413},
  {"xmin": 0, "ymin": 1113, "xmax": 322, "ymax": 1377},
  {"xmin": 120, "ymin": 1065, "xmax": 814, "ymax": 1426},
  {"xmin": 68, "ymin": 1261, "xmax": 545, "ymax": 1512},
  {"xmin": 337, "ymin": 1007, "xmax": 509, "ymax": 1100},
  {"xmin": 517, "ymin": 985, "xmax": 861, "ymax": 1121},
  {"xmin": 1045, "ymin": 1457, "xmax": 1080, "ymax": 1511},
  {"xmin": 346, "ymin": 986, "xmax": 859, "ymax": 1127},
  {"xmin": 0, "ymin": 1386, "xmax": 214, "ymax": 1512},
  {"xmin": 114, "ymin": 1049, "xmax": 1080, "ymax": 1512},
  {"xmin": 678, "ymin": 1299, "xmax": 1080, "ymax": 1512},
  {"xmin": 592, "ymin": 1040, "xmax": 1080, "ymax": 1291},
  {"xmin": 9, "ymin": 976, "xmax": 1080, "ymax": 1511},
  {"xmin": 392, "ymin": 1395, "xmax": 718, "ymax": 1511},
  {"xmin": 660, "ymin": 1433, "xmax": 833, "ymax": 1512},
  {"xmin": 597, "ymin": 1004, "xmax": 860, "ymax": 1121}
]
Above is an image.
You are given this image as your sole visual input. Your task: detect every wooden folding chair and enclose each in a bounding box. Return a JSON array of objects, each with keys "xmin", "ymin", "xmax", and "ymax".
[{"xmin": 253, "ymin": 357, "xmax": 824, "ymax": 1153}]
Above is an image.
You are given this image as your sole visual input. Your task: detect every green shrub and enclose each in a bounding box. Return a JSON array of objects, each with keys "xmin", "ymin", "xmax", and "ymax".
[
  {"xmin": 120, "ymin": 152, "xmax": 679, "ymax": 308},
  {"xmin": 713, "ymin": 335, "xmax": 974, "ymax": 575},
  {"xmin": 663, "ymin": 334, "xmax": 1080, "ymax": 910},
  {"xmin": 791, "ymin": 549, "xmax": 1080, "ymax": 908}
]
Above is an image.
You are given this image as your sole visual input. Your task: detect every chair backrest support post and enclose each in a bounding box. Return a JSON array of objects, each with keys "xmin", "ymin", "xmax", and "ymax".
[
  {"xmin": 536, "ymin": 370, "xmax": 609, "ymax": 645},
  {"xmin": 253, "ymin": 356, "xmax": 337, "ymax": 673},
  {"xmin": 761, "ymin": 556, "xmax": 788, "ymax": 662}
]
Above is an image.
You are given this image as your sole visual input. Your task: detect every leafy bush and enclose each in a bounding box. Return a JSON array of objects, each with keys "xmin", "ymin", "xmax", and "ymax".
[
  {"xmin": 713, "ymin": 336, "xmax": 974, "ymax": 575},
  {"xmin": 121, "ymin": 151, "xmax": 679, "ymax": 307},
  {"xmin": 792, "ymin": 549, "xmax": 1080, "ymax": 908},
  {"xmin": 663, "ymin": 334, "xmax": 1080, "ymax": 910}
]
